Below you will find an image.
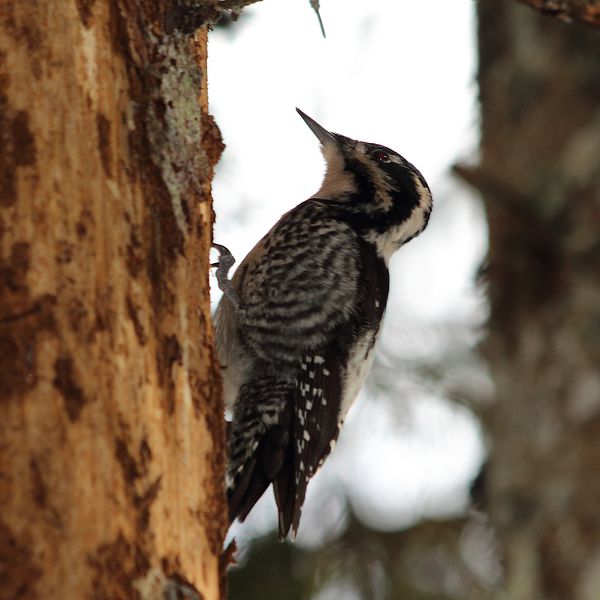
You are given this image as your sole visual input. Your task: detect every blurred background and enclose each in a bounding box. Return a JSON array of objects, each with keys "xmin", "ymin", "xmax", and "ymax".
[{"xmin": 209, "ymin": 1, "xmax": 600, "ymax": 598}]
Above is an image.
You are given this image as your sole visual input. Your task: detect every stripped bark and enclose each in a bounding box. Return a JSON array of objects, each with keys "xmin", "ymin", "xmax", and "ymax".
[{"xmin": 0, "ymin": 2, "xmax": 226, "ymax": 599}]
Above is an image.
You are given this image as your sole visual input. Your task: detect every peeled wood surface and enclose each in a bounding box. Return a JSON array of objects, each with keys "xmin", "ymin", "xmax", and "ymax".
[{"xmin": 0, "ymin": 2, "xmax": 225, "ymax": 599}]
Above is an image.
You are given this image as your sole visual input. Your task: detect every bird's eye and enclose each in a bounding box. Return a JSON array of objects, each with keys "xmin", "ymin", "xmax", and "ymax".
[{"xmin": 372, "ymin": 149, "xmax": 390, "ymax": 163}]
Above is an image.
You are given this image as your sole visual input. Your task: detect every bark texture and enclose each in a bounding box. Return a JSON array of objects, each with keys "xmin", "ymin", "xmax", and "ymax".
[
  {"xmin": 476, "ymin": 2, "xmax": 600, "ymax": 599},
  {"xmin": 0, "ymin": 2, "xmax": 226, "ymax": 599}
]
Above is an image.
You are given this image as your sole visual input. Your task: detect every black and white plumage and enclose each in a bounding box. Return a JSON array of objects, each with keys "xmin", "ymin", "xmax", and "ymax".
[{"xmin": 214, "ymin": 109, "xmax": 432, "ymax": 540}]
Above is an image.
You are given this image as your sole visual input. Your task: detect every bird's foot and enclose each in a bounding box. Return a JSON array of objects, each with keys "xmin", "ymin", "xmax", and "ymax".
[{"xmin": 211, "ymin": 243, "xmax": 241, "ymax": 310}]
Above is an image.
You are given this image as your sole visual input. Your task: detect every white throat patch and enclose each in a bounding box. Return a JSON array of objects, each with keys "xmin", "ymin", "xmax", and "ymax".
[{"xmin": 365, "ymin": 172, "xmax": 432, "ymax": 263}]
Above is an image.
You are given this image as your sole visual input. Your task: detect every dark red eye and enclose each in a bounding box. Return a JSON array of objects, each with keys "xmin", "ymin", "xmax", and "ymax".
[{"xmin": 373, "ymin": 149, "xmax": 390, "ymax": 163}]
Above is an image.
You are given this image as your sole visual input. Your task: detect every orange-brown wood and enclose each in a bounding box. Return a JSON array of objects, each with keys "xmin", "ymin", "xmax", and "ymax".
[{"xmin": 0, "ymin": 2, "xmax": 226, "ymax": 598}]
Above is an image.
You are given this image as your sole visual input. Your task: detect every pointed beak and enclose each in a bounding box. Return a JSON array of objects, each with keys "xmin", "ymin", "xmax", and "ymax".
[{"xmin": 296, "ymin": 108, "xmax": 337, "ymax": 146}]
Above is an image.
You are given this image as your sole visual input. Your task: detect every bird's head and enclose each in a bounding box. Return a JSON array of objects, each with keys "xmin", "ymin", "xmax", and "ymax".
[{"xmin": 297, "ymin": 108, "xmax": 432, "ymax": 261}]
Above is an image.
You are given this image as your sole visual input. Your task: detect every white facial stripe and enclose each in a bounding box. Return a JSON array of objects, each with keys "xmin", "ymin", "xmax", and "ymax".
[
  {"xmin": 411, "ymin": 172, "xmax": 433, "ymax": 214},
  {"xmin": 366, "ymin": 216, "xmax": 417, "ymax": 261},
  {"xmin": 364, "ymin": 171, "xmax": 432, "ymax": 261}
]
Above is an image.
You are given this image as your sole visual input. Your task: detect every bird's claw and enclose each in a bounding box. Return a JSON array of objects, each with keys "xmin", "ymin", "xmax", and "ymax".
[{"xmin": 211, "ymin": 243, "xmax": 242, "ymax": 310}]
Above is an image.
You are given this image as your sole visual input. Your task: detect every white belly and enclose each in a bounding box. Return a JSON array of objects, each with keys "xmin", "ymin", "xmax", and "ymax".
[{"xmin": 339, "ymin": 329, "xmax": 379, "ymax": 422}]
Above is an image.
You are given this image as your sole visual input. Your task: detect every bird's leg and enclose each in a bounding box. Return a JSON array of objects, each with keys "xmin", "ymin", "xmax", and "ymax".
[{"xmin": 211, "ymin": 243, "xmax": 241, "ymax": 310}]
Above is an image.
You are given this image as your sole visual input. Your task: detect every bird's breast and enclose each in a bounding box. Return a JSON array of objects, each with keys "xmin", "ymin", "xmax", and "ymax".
[{"xmin": 338, "ymin": 326, "xmax": 381, "ymax": 423}]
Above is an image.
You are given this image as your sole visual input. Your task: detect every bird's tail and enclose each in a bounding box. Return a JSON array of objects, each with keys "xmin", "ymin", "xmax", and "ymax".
[{"xmin": 227, "ymin": 376, "xmax": 296, "ymax": 535}]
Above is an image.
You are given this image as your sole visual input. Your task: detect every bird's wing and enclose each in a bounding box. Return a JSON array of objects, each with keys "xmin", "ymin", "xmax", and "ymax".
[
  {"xmin": 227, "ymin": 200, "xmax": 389, "ymax": 538},
  {"xmin": 272, "ymin": 227, "xmax": 389, "ymax": 539},
  {"xmin": 234, "ymin": 200, "xmax": 361, "ymax": 366}
]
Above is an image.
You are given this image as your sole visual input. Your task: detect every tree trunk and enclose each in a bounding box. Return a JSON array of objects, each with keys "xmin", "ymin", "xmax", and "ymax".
[
  {"xmin": 0, "ymin": 2, "xmax": 226, "ymax": 599},
  {"xmin": 475, "ymin": 2, "xmax": 600, "ymax": 598}
]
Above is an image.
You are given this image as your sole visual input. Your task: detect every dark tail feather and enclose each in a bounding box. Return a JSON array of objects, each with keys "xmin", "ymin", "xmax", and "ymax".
[
  {"xmin": 273, "ymin": 450, "xmax": 310, "ymax": 541},
  {"xmin": 228, "ymin": 455, "xmax": 271, "ymax": 524},
  {"xmin": 273, "ymin": 452, "xmax": 295, "ymax": 539},
  {"xmin": 289, "ymin": 476, "xmax": 309, "ymax": 541},
  {"xmin": 228, "ymin": 423, "xmax": 290, "ymax": 526}
]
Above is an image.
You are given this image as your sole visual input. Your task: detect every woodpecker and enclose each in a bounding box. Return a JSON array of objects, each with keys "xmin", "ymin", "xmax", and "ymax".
[{"xmin": 214, "ymin": 109, "xmax": 432, "ymax": 540}]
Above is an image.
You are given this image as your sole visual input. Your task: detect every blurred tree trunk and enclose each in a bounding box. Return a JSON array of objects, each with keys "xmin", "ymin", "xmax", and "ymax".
[
  {"xmin": 0, "ymin": 2, "xmax": 227, "ymax": 599},
  {"xmin": 475, "ymin": 2, "xmax": 600, "ymax": 599}
]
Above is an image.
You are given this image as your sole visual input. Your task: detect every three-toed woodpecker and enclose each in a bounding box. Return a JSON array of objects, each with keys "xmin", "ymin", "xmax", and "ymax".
[{"xmin": 214, "ymin": 109, "xmax": 433, "ymax": 540}]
